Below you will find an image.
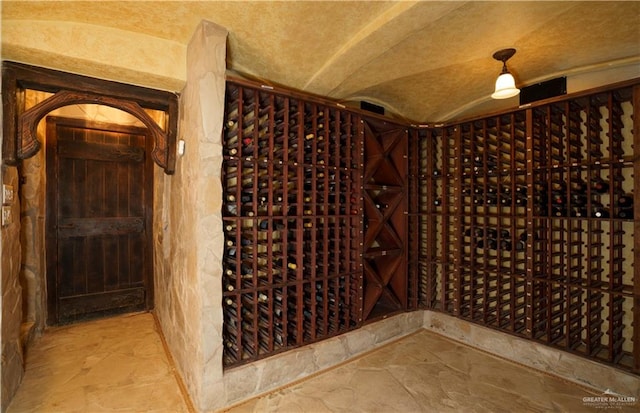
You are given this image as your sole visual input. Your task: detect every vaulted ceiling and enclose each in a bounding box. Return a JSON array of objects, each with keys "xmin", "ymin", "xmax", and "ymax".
[{"xmin": 3, "ymin": 1, "xmax": 639, "ymax": 123}]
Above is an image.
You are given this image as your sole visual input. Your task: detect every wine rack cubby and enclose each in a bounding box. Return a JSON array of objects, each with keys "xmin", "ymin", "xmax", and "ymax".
[{"xmin": 410, "ymin": 82, "xmax": 639, "ymax": 373}]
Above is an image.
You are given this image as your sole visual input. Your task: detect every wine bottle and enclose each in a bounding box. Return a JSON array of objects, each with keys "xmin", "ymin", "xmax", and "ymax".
[
  {"xmin": 275, "ymin": 258, "xmax": 297, "ymax": 270},
  {"xmin": 482, "ymin": 228, "xmax": 495, "ymax": 239},
  {"xmin": 573, "ymin": 178, "xmax": 588, "ymax": 193},
  {"xmin": 500, "ymin": 239, "xmax": 512, "ymax": 251},
  {"xmin": 514, "ymin": 195, "xmax": 527, "ymax": 206},
  {"xmin": 233, "ymin": 110, "xmax": 270, "ymax": 130},
  {"xmin": 591, "ymin": 176, "xmax": 609, "ymax": 194},
  {"xmin": 465, "ymin": 227, "xmax": 484, "ymax": 238},
  {"xmin": 617, "ymin": 208, "xmax": 634, "ymax": 219},
  {"xmin": 225, "ymin": 204, "xmax": 255, "ymax": 217},
  {"xmin": 327, "ymin": 193, "xmax": 347, "ymax": 204},
  {"xmin": 616, "ymin": 192, "xmax": 633, "ymax": 219},
  {"xmin": 591, "ymin": 201, "xmax": 610, "ymax": 218},
  {"xmin": 570, "ymin": 206, "xmax": 588, "ymax": 217},
  {"xmin": 551, "ymin": 206, "xmax": 566, "ymax": 217},
  {"xmin": 226, "ymin": 247, "xmax": 237, "ymax": 258},
  {"xmin": 237, "ymin": 189, "xmax": 266, "ymax": 204},
  {"xmin": 551, "ymin": 190, "xmax": 566, "ymax": 206},
  {"xmin": 536, "ymin": 188, "xmax": 549, "ymax": 216},
  {"xmin": 244, "ymin": 263, "xmax": 259, "ymax": 279},
  {"xmin": 617, "ymin": 193, "xmax": 633, "ymax": 208},
  {"xmin": 570, "ymin": 193, "xmax": 587, "ymax": 207},
  {"xmin": 225, "ymin": 237, "xmax": 251, "ymax": 247},
  {"xmin": 515, "ymin": 186, "xmax": 528, "ymax": 197},
  {"xmin": 225, "ymin": 263, "xmax": 253, "ymax": 277},
  {"xmin": 224, "ymin": 147, "xmax": 239, "ymax": 157}
]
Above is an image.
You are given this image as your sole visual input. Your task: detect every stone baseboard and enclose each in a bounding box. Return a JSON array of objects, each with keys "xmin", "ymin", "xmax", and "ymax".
[{"xmin": 423, "ymin": 310, "xmax": 640, "ymax": 399}]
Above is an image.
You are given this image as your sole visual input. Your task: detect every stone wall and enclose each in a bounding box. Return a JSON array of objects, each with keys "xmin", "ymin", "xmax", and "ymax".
[
  {"xmin": 1, "ymin": 165, "xmax": 24, "ymax": 412},
  {"xmin": 152, "ymin": 20, "xmax": 229, "ymax": 412}
]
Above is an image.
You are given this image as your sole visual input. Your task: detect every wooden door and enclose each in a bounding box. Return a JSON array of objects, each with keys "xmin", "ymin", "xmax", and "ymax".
[
  {"xmin": 362, "ymin": 118, "xmax": 408, "ymax": 321},
  {"xmin": 46, "ymin": 116, "xmax": 154, "ymax": 325}
]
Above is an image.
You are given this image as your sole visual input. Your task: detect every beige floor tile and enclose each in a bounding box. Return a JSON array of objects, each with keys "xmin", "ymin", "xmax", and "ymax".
[
  {"xmin": 7, "ymin": 312, "xmax": 190, "ymax": 413},
  {"xmin": 8, "ymin": 316, "xmax": 638, "ymax": 413},
  {"xmin": 225, "ymin": 330, "xmax": 635, "ymax": 413}
]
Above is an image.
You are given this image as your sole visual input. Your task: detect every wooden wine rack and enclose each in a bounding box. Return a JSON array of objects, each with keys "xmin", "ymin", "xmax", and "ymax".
[
  {"xmin": 222, "ymin": 77, "xmax": 638, "ymax": 374},
  {"xmin": 362, "ymin": 119, "xmax": 409, "ymax": 320},
  {"xmin": 410, "ymin": 82, "xmax": 639, "ymax": 373},
  {"xmin": 221, "ymin": 81, "xmax": 367, "ymax": 367}
]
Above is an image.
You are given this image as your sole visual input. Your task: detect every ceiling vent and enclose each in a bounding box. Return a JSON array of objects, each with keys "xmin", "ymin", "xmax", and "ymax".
[
  {"xmin": 520, "ymin": 77, "xmax": 567, "ymax": 105},
  {"xmin": 360, "ymin": 101, "xmax": 385, "ymax": 115}
]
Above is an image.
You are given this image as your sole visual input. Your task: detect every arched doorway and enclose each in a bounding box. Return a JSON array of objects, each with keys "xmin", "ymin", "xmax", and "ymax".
[{"xmin": 2, "ymin": 61, "xmax": 178, "ymax": 331}]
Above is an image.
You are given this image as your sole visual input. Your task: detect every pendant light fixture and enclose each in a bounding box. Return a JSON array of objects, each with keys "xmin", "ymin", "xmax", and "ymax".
[{"xmin": 491, "ymin": 48, "xmax": 520, "ymax": 99}]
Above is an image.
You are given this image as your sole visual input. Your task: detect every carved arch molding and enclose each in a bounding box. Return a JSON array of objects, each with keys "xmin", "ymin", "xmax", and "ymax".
[{"xmin": 2, "ymin": 62, "xmax": 178, "ymax": 174}]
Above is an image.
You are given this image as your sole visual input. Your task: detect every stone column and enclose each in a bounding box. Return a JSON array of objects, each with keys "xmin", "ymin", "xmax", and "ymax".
[{"xmin": 153, "ymin": 20, "xmax": 228, "ymax": 412}]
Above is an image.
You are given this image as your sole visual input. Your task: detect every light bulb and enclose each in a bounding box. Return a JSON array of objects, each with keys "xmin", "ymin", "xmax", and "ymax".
[{"xmin": 492, "ymin": 72, "xmax": 520, "ymax": 99}]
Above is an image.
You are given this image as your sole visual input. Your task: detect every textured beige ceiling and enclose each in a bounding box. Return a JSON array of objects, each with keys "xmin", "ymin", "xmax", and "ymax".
[{"xmin": 3, "ymin": 1, "xmax": 639, "ymax": 122}]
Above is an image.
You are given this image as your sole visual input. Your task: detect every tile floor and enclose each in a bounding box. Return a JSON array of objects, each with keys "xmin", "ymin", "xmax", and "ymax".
[
  {"xmin": 7, "ymin": 312, "xmax": 191, "ymax": 413},
  {"xmin": 224, "ymin": 330, "xmax": 621, "ymax": 413},
  {"xmin": 8, "ymin": 312, "xmax": 635, "ymax": 413}
]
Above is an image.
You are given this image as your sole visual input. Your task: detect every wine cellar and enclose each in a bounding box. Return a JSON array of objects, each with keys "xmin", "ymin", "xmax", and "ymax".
[{"xmin": 222, "ymin": 77, "xmax": 639, "ymax": 374}]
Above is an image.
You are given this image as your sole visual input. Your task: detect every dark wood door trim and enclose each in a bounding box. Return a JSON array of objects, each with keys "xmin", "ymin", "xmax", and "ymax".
[
  {"xmin": 18, "ymin": 90, "xmax": 172, "ymax": 173},
  {"xmin": 2, "ymin": 61, "xmax": 178, "ymax": 173}
]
